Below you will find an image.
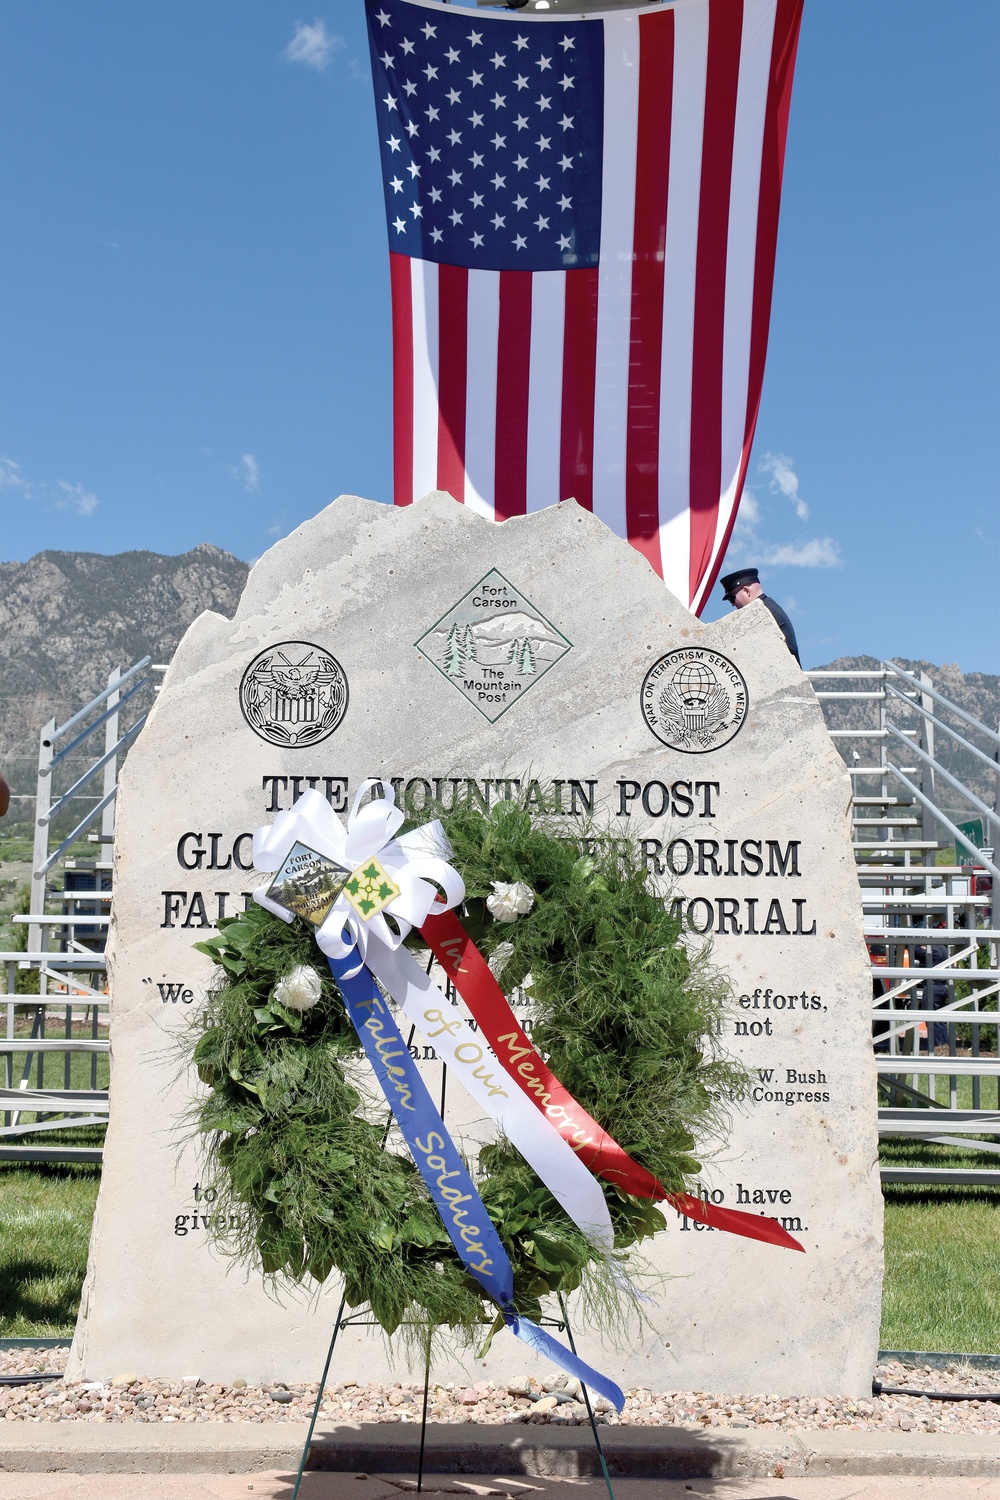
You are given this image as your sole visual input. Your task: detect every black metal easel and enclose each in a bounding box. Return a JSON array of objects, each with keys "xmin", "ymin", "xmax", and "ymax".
[{"xmin": 289, "ymin": 1300, "xmax": 616, "ymax": 1500}]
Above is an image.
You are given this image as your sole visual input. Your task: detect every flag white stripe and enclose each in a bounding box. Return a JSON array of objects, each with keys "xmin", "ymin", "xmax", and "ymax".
[
  {"xmin": 591, "ymin": 16, "xmax": 640, "ymax": 544},
  {"xmin": 463, "ymin": 269, "xmax": 500, "ymax": 521},
  {"xmin": 410, "ymin": 260, "xmax": 440, "ymax": 502},
  {"xmin": 694, "ymin": 0, "xmax": 776, "ymax": 613},
  {"xmin": 656, "ymin": 0, "xmax": 708, "ymax": 605},
  {"xmin": 525, "ymin": 272, "xmax": 567, "ymax": 514}
]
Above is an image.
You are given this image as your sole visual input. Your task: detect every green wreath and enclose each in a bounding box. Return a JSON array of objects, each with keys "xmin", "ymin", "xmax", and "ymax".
[{"xmin": 187, "ymin": 799, "xmax": 746, "ymax": 1343}]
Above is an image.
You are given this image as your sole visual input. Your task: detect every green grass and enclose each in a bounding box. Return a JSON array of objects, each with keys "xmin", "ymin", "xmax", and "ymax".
[
  {"xmin": 0, "ymin": 1006, "xmax": 108, "ymax": 1336},
  {"xmin": 880, "ymin": 1134, "xmax": 1000, "ymax": 1354},
  {"xmin": 0, "ymin": 1162, "xmax": 100, "ymax": 1336},
  {"xmin": 882, "ymin": 1190, "xmax": 1000, "ymax": 1354}
]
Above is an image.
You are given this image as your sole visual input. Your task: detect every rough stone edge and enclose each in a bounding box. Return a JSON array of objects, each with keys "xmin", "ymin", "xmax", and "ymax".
[{"xmin": 0, "ymin": 1424, "xmax": 996, "ymax": 1478}]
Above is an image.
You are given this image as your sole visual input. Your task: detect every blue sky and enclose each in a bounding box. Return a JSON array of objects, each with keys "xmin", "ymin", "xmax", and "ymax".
[{"xmin": 0, "ymin": 1, "xmax": 997, "ymax": 672}]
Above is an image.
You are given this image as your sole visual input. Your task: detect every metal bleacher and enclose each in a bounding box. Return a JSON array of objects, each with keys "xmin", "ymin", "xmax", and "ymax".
[{"xmin": 806, "ymin": 660, "xmax": 999, "ymax": 1186}]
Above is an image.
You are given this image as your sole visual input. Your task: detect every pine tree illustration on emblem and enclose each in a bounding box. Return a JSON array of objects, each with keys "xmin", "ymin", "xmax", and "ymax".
[{"xmin": 444, "ymin": 623, "xmax": 465, "ymax": 678}]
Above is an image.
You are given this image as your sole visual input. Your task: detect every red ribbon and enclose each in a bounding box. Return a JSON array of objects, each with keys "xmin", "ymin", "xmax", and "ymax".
[{"xmin": 421, "ymin": 909, "xmax": 803, "ymax": 1254}]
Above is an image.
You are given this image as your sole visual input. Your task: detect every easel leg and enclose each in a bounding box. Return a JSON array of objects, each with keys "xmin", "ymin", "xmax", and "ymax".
[
  {"xmin": 557, "ymin": 1293, "xmax": 616, "ymax": 1500},
  {"xmin": 417, "ymin": 973, "xmax": 449, "ymax": 1494},
  {"xmin": 291, "ymin": 1293, "xmax": 347, "ymax": 1500},
  {"xmin": 416, "ymin": 1328, "xmax": 432, "ymax": 1493}
]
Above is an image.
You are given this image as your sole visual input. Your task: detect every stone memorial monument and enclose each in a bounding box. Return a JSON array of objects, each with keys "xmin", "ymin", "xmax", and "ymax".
[{"xmin": 68, "ymin": 493, "xmax": 882, "ymax": 1396}]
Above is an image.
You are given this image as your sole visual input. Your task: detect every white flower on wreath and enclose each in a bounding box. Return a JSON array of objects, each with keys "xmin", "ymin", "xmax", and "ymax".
[
  {"xmin": 274, "ymin": 964, "xmax": 323, "ymax": 1013},
  {"xmin": 486, "ymin": 880, "xmax": 535, "ymax": 923}
]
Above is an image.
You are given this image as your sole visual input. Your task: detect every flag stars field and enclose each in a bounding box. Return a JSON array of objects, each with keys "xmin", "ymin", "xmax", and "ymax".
[{"xmin": 368, "ymin": 0, "xmax": 601, "ymax": 269}]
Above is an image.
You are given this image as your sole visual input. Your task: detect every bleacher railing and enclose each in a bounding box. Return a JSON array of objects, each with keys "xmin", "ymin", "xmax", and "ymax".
[
  {"xmin": 806, "ymin": 660, "xmax": 1000, "ymax": 1186},
  {"xmin": 0, "ymin": 660, "xmax": 165, "ymax": 1162}
]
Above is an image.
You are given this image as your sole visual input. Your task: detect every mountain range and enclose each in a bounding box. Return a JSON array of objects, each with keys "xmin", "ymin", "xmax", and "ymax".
[
  {"xmin": 812, "ymin": 655, "xmax": 998, "ymax": 823},
  {"xmin": 0, "ymin": 546, "xmax": 249, "ymax": 817}
]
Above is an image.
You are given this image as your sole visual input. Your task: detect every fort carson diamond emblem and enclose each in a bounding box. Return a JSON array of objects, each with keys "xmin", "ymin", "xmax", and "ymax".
[
  {"xmin": 642, "ymin": 647, "xmax": 749, "ymax": 753},
  {"xmin": 415, "ymin": 569, "xmax": 572, "ymax": 723},
  {"xmin": 239, "ymin": 641, "xmax": 349, "ymax": 748}
]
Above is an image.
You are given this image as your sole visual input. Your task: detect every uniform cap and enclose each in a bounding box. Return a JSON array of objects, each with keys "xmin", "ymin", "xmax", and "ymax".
[{"xmin": 719, "ymin": 567, "xmax": 759, "ymax": 600}]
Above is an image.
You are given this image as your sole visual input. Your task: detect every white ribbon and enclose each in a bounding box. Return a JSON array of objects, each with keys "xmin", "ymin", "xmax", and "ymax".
[
  {"xmin": 253, "ymin": 780, "xmax": 463, "ymax": 977},
  {"xmin": 251, "ymin": 780, "xmax": 615, "ymax": 1254},
  {"xmin": 363, "ymin": 938, "xmax": 613, "ymax": 1252}
]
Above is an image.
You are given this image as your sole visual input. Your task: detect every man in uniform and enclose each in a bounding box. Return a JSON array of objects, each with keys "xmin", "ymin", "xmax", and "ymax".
[{"xmin": 719, "ymin": 567, "xmax": 800, "ymax": 665}]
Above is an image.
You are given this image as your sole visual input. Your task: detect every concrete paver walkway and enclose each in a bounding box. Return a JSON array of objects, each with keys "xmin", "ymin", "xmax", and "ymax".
[{"xmin": 0, "ymin": 1474, "xmax": 999, "ymax": 1499}]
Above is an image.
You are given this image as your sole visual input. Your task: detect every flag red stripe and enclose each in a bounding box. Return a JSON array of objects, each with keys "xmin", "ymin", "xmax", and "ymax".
[
  {"xmin": 389, "ymin": 252, "xmax": 414, "ymax": 507},
  {"xmin": 688, "ymin": 0, "xmax": 743, "ymax": 602},
  {"xmin": 697, "ymin": 0, "xmax": 803, "ymax": 612},
  {"xmin": 559, "ymin": 268, "xmax": 599, "ymax": 509},
  {"xmin": 436, "ymin": 264, "xmax": 469, "ymax": 502},
  {"xmin": 494, "ymin": 270, "xmax": 533, "ymax": 520},
  {"xmin": 625, "ymin": 8, "xmax": 674, "ymax": 577}
]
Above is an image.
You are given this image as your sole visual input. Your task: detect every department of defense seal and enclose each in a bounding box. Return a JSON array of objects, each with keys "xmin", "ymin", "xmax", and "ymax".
[
  {"xmin": 641, "ymin": 648, "xmax": 748, "ymax": 753},
  {"xmin": 239, "ymin": 641, "xmax": 349, "ymax": 748}
]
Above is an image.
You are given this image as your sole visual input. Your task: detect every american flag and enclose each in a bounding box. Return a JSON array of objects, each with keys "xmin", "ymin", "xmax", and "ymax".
[{"xmin": 367, "ymin": 0, "xmax": 803, "ymax": 613}]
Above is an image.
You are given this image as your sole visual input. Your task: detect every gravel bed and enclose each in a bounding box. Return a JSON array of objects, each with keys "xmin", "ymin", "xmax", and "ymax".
[{"xmin": 0, "ymin": 1349, "xmax": 997, "ymax": 1433}]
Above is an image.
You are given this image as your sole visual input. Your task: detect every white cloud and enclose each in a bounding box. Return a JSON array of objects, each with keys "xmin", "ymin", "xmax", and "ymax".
[
  {"xmin": 284, "ymin": 20, "xmax": 345, "ymax": 72},
  {"xmin": 720, "ymin": 451, "xmax": 838, "ymax": 576},
  {"xmin": 1, "ymin": 459, "xmax": 96, "ymax": 516},
  {"xmin": 760, "ymin": 451, "xmax": 808, "ymax": 520},
  {"xmin": 760, "ymin": 536, "xmax": 840, "ymax": 568},
  {"xmin": 722, "ymin": 471, "xmax": 839, "ymax": 576},
  {"xmin": 734, "ymin": 489, "xmax": 760, "ymax": 530},
  {"xmin": 0, "ymin": 459, "xmax": 27, "ymax": 493},
  {"xmin": 722, "ymin": 489, "xmax": 761, "ymax": 564},
  {"xmin": 241, "ymin": 453, "xmax": 260, "ymax": 491},
  {"xmin": 56, "ymin": 480, "xmax": 98, "ymax": 517}
]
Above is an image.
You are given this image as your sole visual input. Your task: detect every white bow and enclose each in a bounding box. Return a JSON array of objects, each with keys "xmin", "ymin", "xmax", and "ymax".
[{"xmin": 252, "ymin": 779, "xmax": 464, "ymax": 975}]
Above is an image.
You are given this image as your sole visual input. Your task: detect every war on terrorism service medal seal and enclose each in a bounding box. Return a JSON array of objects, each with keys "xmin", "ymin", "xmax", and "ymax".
[{"xmin": 642, "ymin": 648, "xmax": 749, "ymax": 753}]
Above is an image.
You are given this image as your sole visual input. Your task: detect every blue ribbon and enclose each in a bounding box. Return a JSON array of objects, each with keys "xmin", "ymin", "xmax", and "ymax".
[
  {"xmin": 329, "ymin": 953, "xmax": 624, "ymax": 1411},
  {"xmin": 332, "ymin": 953, "xmax": 515, "ymax": 1304}
]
